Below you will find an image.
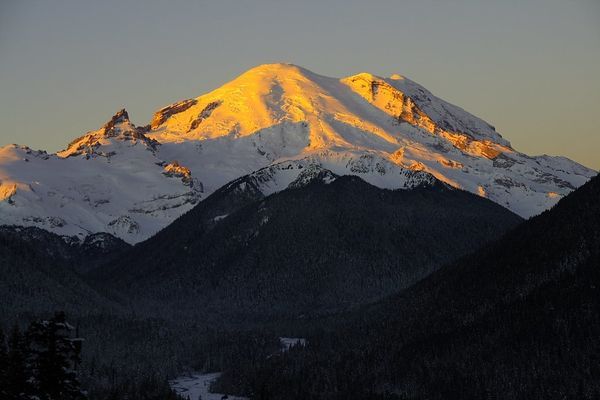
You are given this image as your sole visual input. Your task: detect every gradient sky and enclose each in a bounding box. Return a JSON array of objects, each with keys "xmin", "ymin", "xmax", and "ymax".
[{"xmin": 1, "ymin": 0, "xmax": 598, "ymax": 169}]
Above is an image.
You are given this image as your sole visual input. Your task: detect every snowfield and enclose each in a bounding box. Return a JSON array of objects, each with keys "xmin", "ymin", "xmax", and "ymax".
[{"xmin": 0, "ymin": 63, "xmax": 595, "ymax": 243}]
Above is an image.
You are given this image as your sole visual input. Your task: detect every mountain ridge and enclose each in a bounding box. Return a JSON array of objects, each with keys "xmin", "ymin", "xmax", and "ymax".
[
  {"xmin": 212, "ymin": 173, "xmax": 600, "ymax": 399},
  {"xmin": 0, "ymin": 63, "xmax": 594, "ymax": 242},
  {"xmin": 89, "ymin": 171, "xmax": 523, "ymax": 319}
]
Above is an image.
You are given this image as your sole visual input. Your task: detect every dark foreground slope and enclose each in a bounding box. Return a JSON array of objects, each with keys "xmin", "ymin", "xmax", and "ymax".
[
  {"xmin": 0, "ymin": 226, "xmax": 127, "ymax": 319},
  {"xmin": 92, "ymin": 174, "xmax": 522, "ymax": 319},
  {"xmin": 0, "ymin": 227, "xmax": 199, "ymax": 399},
  {"xmin": 218, "ymin": 174, "xmax": 600, "ymax": 400}
]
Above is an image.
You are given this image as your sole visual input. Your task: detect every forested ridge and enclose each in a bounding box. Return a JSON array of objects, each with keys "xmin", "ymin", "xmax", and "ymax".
[
  {"xmin": 213, "ymin": 174, "xmax": 600, "ymax": 399},
  {"xmin": 92, "ymin": 176, "xmax": 521, "ymax": 319}
]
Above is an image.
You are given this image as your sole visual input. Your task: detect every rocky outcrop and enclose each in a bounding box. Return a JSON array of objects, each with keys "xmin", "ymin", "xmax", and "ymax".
[
  {"xmin": 59, "ymin": 109, "xmax": 159, "ymax": 158},
  {"xmin": 151, "ymin": 99, "xmax": 198, "ymax": 129},
  {"xmin": 288, "ymin": 165, "xmax": 337, "ymax": 189},
  {"xmin": 163, "ymin": 161, "xmax": 193, "ymax": 186},
  {"xmin": 342, "ymin": 73, "xmax": 508, "ymax": 160},
  {"xmin": 107, "ymin": 215, "xmax": 140, "ymax": 235},
  {"xmin": 188, "ymin": 101, "xmax": 222, "ymax": 132}
]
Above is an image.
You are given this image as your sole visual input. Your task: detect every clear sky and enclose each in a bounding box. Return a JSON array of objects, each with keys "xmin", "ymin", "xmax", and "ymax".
[{"xmin": 1, "ymin": 0, "xmax": 598, "ymax": 169}]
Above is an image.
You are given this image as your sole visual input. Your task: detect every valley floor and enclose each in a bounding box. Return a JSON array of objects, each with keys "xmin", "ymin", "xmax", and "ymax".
[
  {"xmin": 169, "ymin": 337, "xmax": 305, "ymax": 400},
  {"xmin": 169, "ymin": 372, "xmax": 248, "ymax": 400}
]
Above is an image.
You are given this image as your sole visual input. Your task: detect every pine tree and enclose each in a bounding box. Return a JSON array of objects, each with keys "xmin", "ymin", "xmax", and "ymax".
[
  {"xmin": 27, "ymin": 311, "xmax": 85, "ymax": 400},
  {"xmin": 5, "ymin": 324, "xmax": 30, "ymax": 399},
  {"xmin": 0, "ymin": 326, "xmax": 8, "ymax": 398}
]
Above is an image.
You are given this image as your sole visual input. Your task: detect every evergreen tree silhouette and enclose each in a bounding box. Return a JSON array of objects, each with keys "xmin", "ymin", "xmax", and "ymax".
[
  {"xmin": 5, "ymin": 325, "xmax": 30, "ymax": 399},
  {"xmin": 0, "ymin": 327, "xmax": 7, "ymax": 398},
  {"xmin": 27, "ymin": 311, "xmax": 85, "ymax": 400}
]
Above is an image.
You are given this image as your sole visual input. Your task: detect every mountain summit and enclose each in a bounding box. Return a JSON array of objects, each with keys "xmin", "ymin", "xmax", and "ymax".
[
  {"xmin": 0, "ymin": 63, "xmax": 595, "ymax": 242},
  {"xmin": 148, "ymin": 63, "xmax": 505, "ymax": 146}
]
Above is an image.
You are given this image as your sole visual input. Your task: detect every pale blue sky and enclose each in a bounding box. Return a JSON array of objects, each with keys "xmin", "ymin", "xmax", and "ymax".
[{"xmin": 1, "ymin": 0, "xmax": 598, "ymax": 168}]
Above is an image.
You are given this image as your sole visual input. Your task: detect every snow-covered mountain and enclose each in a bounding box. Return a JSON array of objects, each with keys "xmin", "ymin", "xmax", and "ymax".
[{"xmin": 0, "ymin": 63, "xmax": 594, "ymax": 243}]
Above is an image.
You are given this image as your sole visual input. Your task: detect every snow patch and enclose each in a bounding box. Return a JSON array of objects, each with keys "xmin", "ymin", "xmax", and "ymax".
[
  {"xmin": 169, "ymin": 372, "xmax": 247, "ymax": 400},
  {"xmin": 280, "ymin": 337, "xmax": 307, "ymax": 351}
]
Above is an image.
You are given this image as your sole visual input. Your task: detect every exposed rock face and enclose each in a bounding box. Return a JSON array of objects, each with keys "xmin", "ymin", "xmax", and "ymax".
[
  {"xmin": 151, "ymin": 99, "xmax": 198, "ymax": 129},
  {"xmin": 0, "ymin": 181, "xmax": 17, "ymax": 202},
  {"xmin": 342, "ymin": 73, "xmax": 438, "ymax": 133},
  {"xmin": 163, "ymin": 161, "xmax": 193, "ymax": 186},
  {"xmin": 287, "ymin": 164, "xmax": 337, "ymax": 189},
  {"xmin": 108, "ymin": 215, "xmax": 140, "ymax": 236},
  {"xmin": 104, "ymin": 108, "xmax": 130, "ymax": 130},
  {"xmin": 342, "ymin": 73, "xmax": 507, "ymax": 161},
  {"xmin": 188, "ymin": 101, "xmax": 222, "ymax": 132},
  {"xmin": 59, "ymin": 109, "xmax": 159, "ymax": 158}
]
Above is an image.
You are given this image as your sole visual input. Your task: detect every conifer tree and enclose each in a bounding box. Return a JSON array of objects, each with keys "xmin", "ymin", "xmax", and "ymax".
[
  {"xmin": 5, "ymin": 325, "xmax": 29, "ymax": 399},
  {"xmin": 27, "ymin": 311, "xmax": 85, "ymax": 400},
  {"xmin": 0, "ymin": 327, "xmax": 7, "ymax": 398}
]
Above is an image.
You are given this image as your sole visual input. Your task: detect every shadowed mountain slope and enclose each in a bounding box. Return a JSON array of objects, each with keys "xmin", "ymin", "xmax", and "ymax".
[
  {"xmin": 220, "ymin": 174, "xmax": 600, "ymax": 399},
  {"xmin": 91, "ymin": 172, "xmax": 522, "ymax": 319}
]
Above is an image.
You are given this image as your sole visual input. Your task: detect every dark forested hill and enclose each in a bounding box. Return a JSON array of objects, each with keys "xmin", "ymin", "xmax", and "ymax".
[
  {"xmin": 218, "ymin": 174, "xmax": 600, "ymax": 400},
  {"xmin": 0, "ymin": 226, "xmax": 193, "ymax": 399},
  {"xmin": 0, "ymin": 226, "xmax": 126, "ymax": 320},
  {"xmin": 91, "ymin": 173, "xmax": 522, "ymax": 320}
]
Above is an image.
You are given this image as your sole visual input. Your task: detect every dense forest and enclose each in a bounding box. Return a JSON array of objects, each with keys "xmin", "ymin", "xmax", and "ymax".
[
  {"xmin": 212, "ymin": 174, "xmax": 600, "ymax": 399},
  {"xmin": 0, "ymin": 312, "xmax": 187, "ymax": 400},
  {"xmin": 1, "ymin": 173, "xmax": 597, "ymax": 399},
  {"xmin": 92, "ymin": 175, "xmax": 521, "ymax": 319}
]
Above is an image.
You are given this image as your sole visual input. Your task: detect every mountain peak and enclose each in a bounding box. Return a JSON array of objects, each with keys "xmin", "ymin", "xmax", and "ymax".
[
  {"xmin": 221, "ymin": 63, "xmax": 315, "ymax": 88},
  {"xmin": 238, "ymin": 62, "xmax": 309, "ymax": 77},
  {"xmin": 389, "ymin": 73, "xmax": 405, "ymax": 80},
  {"xmin": 104, "ymin": 108, "xmax": 130, "ymax": 129},
  {"xmin": 225, "ymin": 63, "xmax": 320, "ymax": 89},
  {"xmin": 345, "ymin": 71, "xmax": 380, "ymax": 81},
  {"xmin": 58, "ymin": 109, "xmax": 156, "ymax": 158},
  {"xmin": 141, "ymin": 63, "xmax": 593, "ymax": 217},
  {"xmin": 1, "ymin": 64, "xmax": 595, "ymax": 243}
]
